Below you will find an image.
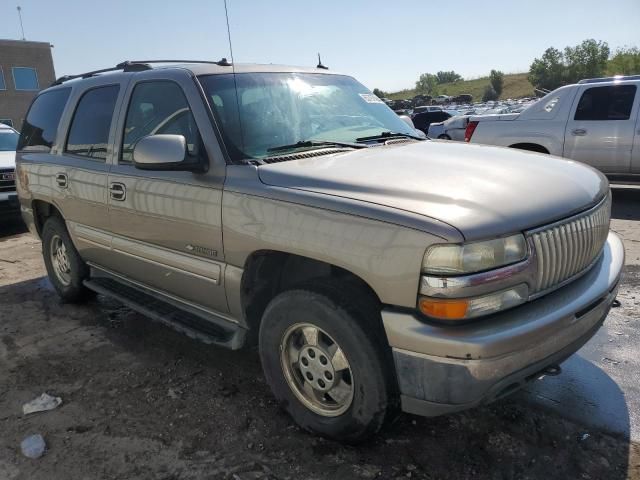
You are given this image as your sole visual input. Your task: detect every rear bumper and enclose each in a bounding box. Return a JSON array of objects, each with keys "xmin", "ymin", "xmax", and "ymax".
[{"xmin": 382, "ymin": 232, "xmax": 624, "ymax": 416}]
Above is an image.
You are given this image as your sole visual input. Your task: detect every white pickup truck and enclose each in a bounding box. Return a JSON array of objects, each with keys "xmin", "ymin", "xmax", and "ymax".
[{"xmin": 466, "ymin": 75, "xmax": 640, "ymax": 179}]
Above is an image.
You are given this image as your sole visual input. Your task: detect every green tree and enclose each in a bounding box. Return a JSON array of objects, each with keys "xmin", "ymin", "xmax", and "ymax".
[
  {"xmin": 528, "ymin": 47, "xmax": 565, "ymax": 91},
  {"xmin": 489, "ymin": 70, "xmax": 504, "ymax": 96},
  {"xmin": 415, "ymin": 73, "xmax": 439, "ymax": 95},
  {"xmin": 372, "ymin": 88, "xmax": 387, "ymax": 98},
  {"xmin": 607, "ymin": 46, "xmax": 640, "ymax": 75},
  {"xmin": 564, "ymin": 39, "xmax": 610, "ymax": 83},
  {"xmin": 436, "ymin": 71, "xmax": 462, "ymax": 84},
  {"xmin": 482, "ymin": 85, "xmax": 498, "ymax": 102}
]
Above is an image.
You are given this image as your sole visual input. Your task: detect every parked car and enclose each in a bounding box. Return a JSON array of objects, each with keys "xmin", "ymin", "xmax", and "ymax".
[
  {"xmin": 412, "ymin": 110, "xmax": 452, "ymax": 135},
  {"xmin": 427, "ymin": 114, "xmax": 471, "ymax": 141},
  {"xmin": 452, "ymin": 94, "xmax": 473, "ymax": 103},
  {"xmin": 466, "ymin": 75, "xmax": 640, "ymax": 180},
  {"xmin": 16, "ymin": 61, "xmax": 623, "ymax": 442},
  {"xmin": 0, "ymin": 123, "xmax": 20, "ymax": 220},
  {"xmin": 412, "ymin": 105, "xmax": 443, "ymax": 116},
  {"xmin": 433, "ymin": 95, "xmax": 450, "ymax": 104}
]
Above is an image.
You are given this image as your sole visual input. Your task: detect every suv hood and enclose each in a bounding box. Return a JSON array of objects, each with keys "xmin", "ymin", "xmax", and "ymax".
[
  {"xmin": 0, "ymin": 151, "xmax": 16, "ymax": 169},
  {"xmin": 258, "ymin": 142, "xmax": 608, "ymax": 241}
]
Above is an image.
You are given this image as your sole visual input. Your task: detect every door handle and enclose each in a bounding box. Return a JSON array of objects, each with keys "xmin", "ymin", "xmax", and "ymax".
[
  {"xmin": 571, "ymin": 128, "xmax": 587, "ymax": 136},
  {"xmin": 109, "ymin": 182, "xmax": 126, "ymax": 201},
  {"xmin": 55, "ymin": 173, "xmax": 68, "ymax": 188}
]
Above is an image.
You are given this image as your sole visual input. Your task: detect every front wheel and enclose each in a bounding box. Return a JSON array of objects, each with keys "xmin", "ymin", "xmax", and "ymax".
[{"xmin": 259, "ymin": 284, "xmax": 393, "ymax": 442}]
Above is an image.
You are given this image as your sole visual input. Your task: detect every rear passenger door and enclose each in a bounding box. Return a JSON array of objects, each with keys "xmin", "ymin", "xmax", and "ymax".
[
  {"xmin": 58, "ymin": 83, "xmax": 122, "ymax": 266},
  {"xmin": 107, "ymin": 70, "xmax": 228, "ymax": 314},
  {"xmin": 564, "ymin": 84, "xmax": 638, "ymax": 174}
]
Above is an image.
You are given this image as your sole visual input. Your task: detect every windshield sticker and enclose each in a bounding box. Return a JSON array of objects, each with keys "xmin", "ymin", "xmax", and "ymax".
[{"xmin": 359, "ymin": 93, "xmax": 385, "ymax": 104}]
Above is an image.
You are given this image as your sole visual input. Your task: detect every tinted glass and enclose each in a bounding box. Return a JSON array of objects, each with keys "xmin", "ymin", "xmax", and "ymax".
[
  {"xmin": 66, "ymin": 85, "xmax": 119, "ymax": 160},
  {"xmin": 18, "ymin": 88, "xmax": 71, "ymax": 152},
  {"xmin": 0, "ymin": 131, "xmax": 19, "ymax": 151},
  {"xmin": 13, "ymin": 67, "xmax": 39, "ymax": 90},
  {"xmin": 413, "ymin": 111, "xmax": 451, "ymax": 130},
  {"xmin": 0, "ymin": 68, "xmax": 6, "ymax": 90},
  {"xmin": 199, "ymin": 73, "xmax": 417, "ymax": 162},
  {"xmin": 122, "ymin": 81, "xmax": 202, "ymax": 163},
  {"xmin": 575, "ymin": 85, "xmax": 636, "ymax": 121}
]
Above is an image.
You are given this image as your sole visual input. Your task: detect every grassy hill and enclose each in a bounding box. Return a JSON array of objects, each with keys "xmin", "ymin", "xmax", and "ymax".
[{"xmin": 387, "ymin": 72, "xmax": 534, "ymax": 102}]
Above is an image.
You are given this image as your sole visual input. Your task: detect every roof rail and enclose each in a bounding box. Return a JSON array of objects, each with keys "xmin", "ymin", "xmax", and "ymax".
[
  {"xmin": 50, "ymin": 58, "xmax": 232, "ymax": 86},
  {"xmin": 578, "ymin": 75, "xmax": 640, "ymax": 84}
]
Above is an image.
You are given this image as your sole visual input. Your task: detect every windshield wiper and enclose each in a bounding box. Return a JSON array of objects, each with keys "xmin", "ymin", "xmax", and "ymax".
[
  {"xmin": 355, "ymin": 131, "xmax": 423, "ymax": 142},
  {"xmin": 267, "ymin": 140, "xmax": 366, "ymax": 153}
]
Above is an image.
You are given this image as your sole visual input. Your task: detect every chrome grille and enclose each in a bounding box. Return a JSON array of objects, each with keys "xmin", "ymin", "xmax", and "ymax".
[
  {"xmin": 529, "ymin": 194, "xmax": 611, "ymax": 294},
  {"xmin": 0, "ymin": 168, "xmax": 16, "ymax": 192}
]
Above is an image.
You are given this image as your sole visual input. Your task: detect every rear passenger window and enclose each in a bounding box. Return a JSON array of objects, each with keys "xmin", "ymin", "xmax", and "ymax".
[
  {"xmin": 18, "ymin": 88, "xmax": 71, "ymax": 152},
  {"xmin": 574, "ymin": 85, "xmax": 636, "ymax": 121},
  {"xmin": 121, "ymin": 81, "xmax": 202, "ymax": 163},
  {"xmin": 65, "ymin": 85, "xmax": 119, "ymax": 160}
]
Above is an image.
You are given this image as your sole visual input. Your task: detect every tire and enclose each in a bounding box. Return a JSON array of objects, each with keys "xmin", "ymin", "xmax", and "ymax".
[
  {"xmin": 437, "ymin": 134, "xmax": 451, "ymax": 140},
  {"xmin": 259, "ymin": 281, "xmax": 394, "ymax": 443},
  {"xmin": 41, "ymin": 216, "xmax": 92, "ymax": 302}
]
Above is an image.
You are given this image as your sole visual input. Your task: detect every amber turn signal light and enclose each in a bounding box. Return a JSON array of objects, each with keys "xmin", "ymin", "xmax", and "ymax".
[{"xmin": 418, "ymin": 298, "xmax": 469, "ymax": 320}]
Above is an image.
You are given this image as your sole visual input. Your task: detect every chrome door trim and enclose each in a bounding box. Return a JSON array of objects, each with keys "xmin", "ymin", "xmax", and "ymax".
[
  {"xmin": 68, "ymin": 221, "xmax": 222, "ymax": 285},
  {"xmin": 110, "ymin": 235, "xmax": 221, "ymax": 284}
]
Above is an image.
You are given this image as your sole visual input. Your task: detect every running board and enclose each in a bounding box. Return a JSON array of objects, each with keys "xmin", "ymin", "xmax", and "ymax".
[{"xmin": 83, "ymin": 276, "xmax": 246, "ymax": 350}]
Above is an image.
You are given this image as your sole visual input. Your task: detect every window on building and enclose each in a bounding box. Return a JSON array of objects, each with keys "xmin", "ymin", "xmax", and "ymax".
[
  {"xmin": 574, "ymin": 85, "xmax": 636, "ymax": 121},
  {"xmin": 18, "ymin": 88, "xmax": 71, "ymax": 152},
  {"xmin": 12, "ymin": 67, "xmax": 40, "ymax": 91},
  {"xmin": 65, "ymin": 85, "xmax": 120, "ymax": 160},
  {"xmin": 121, "ymin": 81, "xmax": 202, "ymax": 163},
  {"xmin": 0, "ymin": 67, "xmax": 6, "ymax": 90}
]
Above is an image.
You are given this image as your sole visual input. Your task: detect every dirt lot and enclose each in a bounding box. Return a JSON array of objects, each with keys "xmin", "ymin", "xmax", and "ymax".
[{"xmin": 1, "ymin": 188, "xmax": 640, "ymax": 480}]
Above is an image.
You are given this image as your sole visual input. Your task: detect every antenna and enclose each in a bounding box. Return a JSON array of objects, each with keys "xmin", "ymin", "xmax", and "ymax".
[
  {"xmin": 16, "ymin": 6, "xmax": 25, "ymax": 40},
  {"xmin": 223, "ymin": 0, "xmax": 246, "ymax": 160},
  {"xmin": 317, "ymin": 53, "xmax": 328, "ymax": 70}
]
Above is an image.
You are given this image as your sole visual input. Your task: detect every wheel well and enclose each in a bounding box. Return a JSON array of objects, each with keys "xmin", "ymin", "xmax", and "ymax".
[
  {"xmin": 240, "ymin": 251, "xmax": 381, "ymax": 344},
  {"xmin": 509, "ymin": 143, "xmax": 550, "ymax": 154},
  {"xmin": 32, "ymin": 200, "xmax": 63, "ymax": 236}
]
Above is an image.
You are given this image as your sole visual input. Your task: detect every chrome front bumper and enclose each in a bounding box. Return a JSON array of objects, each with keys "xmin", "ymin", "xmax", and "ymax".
[{"xmin": 382, "ymin": 232, "xmax": 625, "ymax": 417}]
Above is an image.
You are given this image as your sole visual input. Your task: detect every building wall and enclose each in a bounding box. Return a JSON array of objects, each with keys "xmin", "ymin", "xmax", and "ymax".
[{"xmin": 0, "ymin": 39, "xmax": 56, "ymax": 130}]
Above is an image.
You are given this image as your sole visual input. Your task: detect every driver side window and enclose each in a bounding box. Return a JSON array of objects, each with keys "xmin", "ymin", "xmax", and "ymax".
[{"xmin": 121, "ymin": 81, "xmax": 202, "ymax": 163}]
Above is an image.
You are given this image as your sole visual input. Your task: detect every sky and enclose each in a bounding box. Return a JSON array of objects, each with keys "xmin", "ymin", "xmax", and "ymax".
[{"xmin": 0, "ymin": 0, "xmax": 637, "ymax": 92}]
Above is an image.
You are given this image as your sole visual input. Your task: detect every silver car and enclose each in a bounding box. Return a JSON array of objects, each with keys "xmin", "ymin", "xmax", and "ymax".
[{"xmin": 16, "ymin": 61, "xmax": 623, "ymax": 441}]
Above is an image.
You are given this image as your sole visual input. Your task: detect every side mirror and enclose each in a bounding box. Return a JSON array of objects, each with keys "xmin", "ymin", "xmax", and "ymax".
[{"xmin": 133, "ymin": 134, "xmax": 204, "ymax": 172}]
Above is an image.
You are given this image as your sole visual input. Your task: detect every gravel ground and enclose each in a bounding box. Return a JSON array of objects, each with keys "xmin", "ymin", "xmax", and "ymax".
[{"xmin": 1, "ymin": 187, "xmax": 639, "ymax": 479}]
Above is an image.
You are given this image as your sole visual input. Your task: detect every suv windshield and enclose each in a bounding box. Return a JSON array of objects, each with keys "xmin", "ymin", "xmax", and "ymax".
[
  {"xmin": 0, "ymin": 130, "xmax": 19, "ymax": 151},
  {"xmin": 199, "ymin": 72, "xmax": 418, "ymax": 162}
]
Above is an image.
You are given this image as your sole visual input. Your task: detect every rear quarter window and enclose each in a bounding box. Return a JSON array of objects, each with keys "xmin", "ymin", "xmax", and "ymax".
[{"xmin": 18, "ymin": 88, "xmax": 71, "ymax": 152}]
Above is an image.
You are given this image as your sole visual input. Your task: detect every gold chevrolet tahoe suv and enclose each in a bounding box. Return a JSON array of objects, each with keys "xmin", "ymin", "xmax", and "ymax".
[{"xmin": 15, "ymin": 60, "xmax": 624, "ymax": 442}]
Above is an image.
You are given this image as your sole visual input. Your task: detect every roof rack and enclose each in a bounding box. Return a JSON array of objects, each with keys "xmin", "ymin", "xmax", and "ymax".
[
  {"xmin": 51, "ymin": 58, "xmax": 232, "ymax": 86},
  {"xmin": 578, "ymin": 75, "xmax": 640, "ymax": 84}
]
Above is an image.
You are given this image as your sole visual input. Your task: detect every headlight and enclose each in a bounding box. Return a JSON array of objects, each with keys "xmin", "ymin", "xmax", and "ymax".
[
  {"xmin": 422, "ymin": 234, "xmax": 527, "ymax": 275},
  {"xmin": 418, "ymin": 284, "xmax": 529, "ymax": 321}
]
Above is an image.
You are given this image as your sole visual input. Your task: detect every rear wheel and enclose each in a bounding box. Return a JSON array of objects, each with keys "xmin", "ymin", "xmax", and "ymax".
[
  {"xmin": 437, "ymin": 134, "xmax": 451, "ymax": 140},
  {"xmin": 42, "ymin": 216, "xmax": 92, "ymax": 302},
  {"xmin": 259, "ymin": 283, "xmax": 393, "ymax": 442}
]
